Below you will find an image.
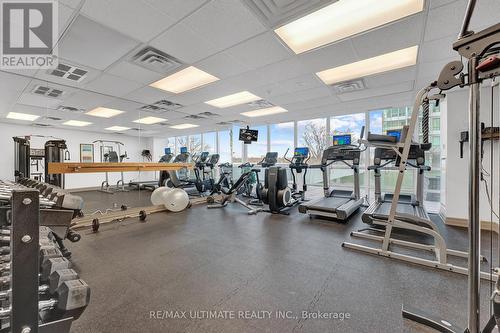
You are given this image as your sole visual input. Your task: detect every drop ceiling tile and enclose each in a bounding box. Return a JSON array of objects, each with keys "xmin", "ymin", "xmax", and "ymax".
[
  {"xmin": 84, "ymin": 73, "xmax": 143, "ymax": 97},
  {"xmin": 16, "ymin": 93, "xmax": 63, "ymax": 109},
  {"xmin": 351, "ymin": 14, "xmax": 424, "ymax": 59},
  {"xmin": 424, "ymin": 0, "xmax": 467, "ymax": 42},
  {"xmin": 363, "ymin": 67, "xmax": 417, "ymax": 88},
  {"xmin": 58, "ymin": 4, "xmax": 76, "ymax": 36},
  {"xmin": 59, "ymin": 15, "xmax": 139, "ymax": 70},
  {"xmin": 144, "ymin": 0, "xmax": 209, "ymax": 20},
  {"xmin": 62, "ymin": 91, "xmax": 115, "ymax": 111},
  {"xmin": 469, "ymin": 0, "xmax": 500, "ymax": 30},
  {"xmin": 150, "ymin": 22, "xmax": 220, "ymax": 63},
  {"xmin": 298, "ymin": 39, "xmax": 357, "ymax": 73},
  {"xmin": 419, "ymin": 35, "xmax": 457, "ymax": 64},
  {"xmin": 429, "ymin": 0, "xmax": 460, "ymax": 9},
  {"xmin": 225, "ymin": 32, "xmax": 292, "ymax": 70},
  {"xmin": 337, "ymin": 81, "xmax": 414, "ymax": 102},
  {"xmin": 107, "ymin": 61, "xmax": 165, "ymax": 85},
  {"xmin": 125, "ymin": 86, "xmax": 174, "ymax": 105},
  {"xmin": 58, "ymin": 0, "xmax": 82, "ymax": 9},
  {"xmin": 266, "ymin": 86, "xmax": 331, "ymax": 106},
  {"xmin": 196, "ymin": 51, "xmax": 252, "ymax": 79},
  {"xmin": 252, "ymin": 57, "xmax": 310, "ymax": 86},
  {"xmin": 81, "ymin": 0, "xmax": 177, "ymax": 42},
  {"xmin": 182, "ymin": 0, "xmax": 267, "ymax": 52}
]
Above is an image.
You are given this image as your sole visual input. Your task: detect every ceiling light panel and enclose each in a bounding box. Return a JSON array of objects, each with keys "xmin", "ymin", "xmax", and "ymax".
[
  {"xmin": 241, "ymin": 106, "xmax": 288, "ymax": 117},
  {"xmin": 86, "ymin": 107, "xmax": 125, "ymax": 118},
  {"xmin": 205, "ymin": 91, "xmax": 262, "ymax": 108},
  {"xmin": 316, "ymin": 46, "xmax": 418, "ymax": 85},
  {"xmin": 170, "ymin": 123, "xmax": 199, "ymax": 129},
  {"xmin": 150, "ymin": 66, "xmax": 219, "ymax": 93},
  {"xmin": 63, "ymin": 120, "xmax": 92, "ymax": 127},
  {"xmin": 275, "ymin": 0, "xmax": 424, "ymax": 54},
  {"xmin": 133, "ymin": 116, "xmax": 166, "ymax": 125},
  {"xmin": 105, "ymin": 126, "xmax": 130, "ymax": 131},
  {"xmin": 6, "ymin": 112, "xmax": 40, "ymax": 121}
]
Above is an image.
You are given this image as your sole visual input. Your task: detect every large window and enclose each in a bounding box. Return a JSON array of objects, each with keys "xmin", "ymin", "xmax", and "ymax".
[
  {"xmin": 175, "ymin": 136, "xmax": 188, "ymax": 155},
  {"xmin": 270, "ymin": 122, "xmax": 294, "ymax": 163},
  {"xmin": 203, "ymin": 132, "xmax": 216, "ymax": 153},
  {"xmin": 218, "ymin": 130, "xmax": 231, "ymax": 163},
  {"xmin": 247, "ymin": 125, "xmax": 268, "ymax": 163},
  {"xmin": 189, "ymin": 134, "xmax": 202, "ymax": 155},
  {"xmin": 298, "ymin": 118, "xmax": 327, "ymax": 186},
  {"xmin": 330, "ymin": 113, "xmax": 366, "ymax": 190},
  {"xmin": 232, "ymin": 125, "xmax": 243, "ymax": 163}
]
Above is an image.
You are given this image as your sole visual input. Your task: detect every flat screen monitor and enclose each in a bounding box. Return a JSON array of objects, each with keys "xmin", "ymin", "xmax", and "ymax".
[
  {"xmin": 180, "ymin": 147, "xmax": 188, "ymax": 154},
  {"xmin": 239, "ymin": 128, "xmax": 258, "ymax": 143},
  {"xmin": 294, "ymin": 147, "xmax": 309, "ymax": 157},
  {"xmin": 387, "ymin": 129, "xmax": 402, "ymax": 142},
  {"xmin": 333, "ymin": 134, "xmax": 351, "ymax": 146},
  {"xmin": 164, "ymin": 148, "xmax": 171, "ymax": 155}
]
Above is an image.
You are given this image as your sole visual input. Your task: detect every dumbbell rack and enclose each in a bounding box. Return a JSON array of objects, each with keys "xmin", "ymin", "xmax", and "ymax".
[{"xmin": 9, "ymin": 189, "xmax": 73, "ymax": 333}]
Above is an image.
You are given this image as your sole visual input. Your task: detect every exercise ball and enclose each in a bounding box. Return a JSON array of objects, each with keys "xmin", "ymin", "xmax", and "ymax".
[
  {"xmin": 151, "ymin": 186, "xmax": 172, "ymax": 205},
  {"xmin": 162, "ymin": 188, "xmax": 189, "ymax": 212}
]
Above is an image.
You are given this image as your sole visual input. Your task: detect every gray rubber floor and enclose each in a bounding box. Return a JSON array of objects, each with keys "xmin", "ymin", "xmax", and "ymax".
[{"xmin": 66, "ymin": 190, "xmax": 499, "ymax": 333}]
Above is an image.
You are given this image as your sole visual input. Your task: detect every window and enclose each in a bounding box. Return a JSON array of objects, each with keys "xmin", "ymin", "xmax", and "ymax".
[
  {"xmin": 189, "ymin": 134, "xmax": 202, "ymax": 154},
  {"xmin": 203, "ymin": 132, "xmax": 216, "ymax": 153},
  {"xmin": 175, "ymin": 136, "xmax": 188, "ymax": 154},
  {"xmin": 218, "ymin": 130, "xmax": 231, "ymax": 163},
  {"xmin": 247, "ymin": 125, "xmax": 268, "ymax": 163},
  {"xmin": 431, "ymin": 118, "xmax": 440, "ymax": 131},
  {"xmin": 232, "ymin": 125, "xmax": 243, "ymax": 164},
  {"xmin": 270, "ymin": 122, "xmax": 294, "ymax": 163},
  {"xmin": 297, "ymin": 118, "xmax": 327, "ymax": 186},
  {"xmin": 297, "ymin": 118, "xmax": 327, "ymax": 165},
  {"xmin": 330, "ymin": 113, "xmax": 366, "ymax": 190},
  {"xmin": 164, "ymin": 137, "xmax": 175, "ymax": 159}
]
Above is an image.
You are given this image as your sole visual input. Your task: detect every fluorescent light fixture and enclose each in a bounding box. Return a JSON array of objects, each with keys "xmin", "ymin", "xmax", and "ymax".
[
  {"xmin": 169, "ymin": 123, "xmax": 199, "ymax": 129},
  {"xmin": 275, "ymin": 0, "xmax": 424, "ymax": 54},
  {"xmin": 205, "ymin": 91, "xmax": 261, "ymax": 108},
  {"xmin": 150, "ymin": 66, "xmax": 219, "ymax": 93},
  {"xmin": 86, "ymin": 107, "xmax": 124, "ymax": 118},
  {"xmin": 105, "ymin": 126, "xmax": 130, "ymax": 131},
  {"xmin": 241, "ymin": 106, "xmax": 288, "ymax": 118},
  {"xmin": 133, "ymin": 116, "xmax": 166, "ymax": 125},
  {"xmin": 63, "ymin": 120, "xmax": 92, "ymax": 127},
  {"xmin": 6, "ymin": 112, "xmax": 40, "ymax": 121},
  {"xmin": 316, "ymin": 45, "xmax": 418, "ymax": 85}
]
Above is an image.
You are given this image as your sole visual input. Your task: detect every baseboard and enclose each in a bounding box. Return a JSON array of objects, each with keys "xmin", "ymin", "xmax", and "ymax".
[
  {"xmin": 445, "ymin": 216, "xmax": 499, "ymax": 234},
  {"xmin": 67, "ymin": 186, "xmax": 105, "ymax": 193}
]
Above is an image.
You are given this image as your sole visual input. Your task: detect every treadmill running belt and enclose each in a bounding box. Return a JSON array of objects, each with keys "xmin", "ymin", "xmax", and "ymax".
[
  {"xmin": 305, "ymin": 196, "xmax": 352, "ymax": 212},
  {"xmin": 373, "ymin": 202, "xmax": 415, "ymax": 218}
]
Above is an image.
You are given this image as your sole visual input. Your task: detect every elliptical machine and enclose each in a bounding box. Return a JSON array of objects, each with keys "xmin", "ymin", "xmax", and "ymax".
[{"xmin": 260, "ymin": 147, "xmax": 309, "ymax": 215}]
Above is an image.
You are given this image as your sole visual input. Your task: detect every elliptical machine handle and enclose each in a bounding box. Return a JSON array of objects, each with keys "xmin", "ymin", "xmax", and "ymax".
[{"xmin": 283, "ymin": 148, "xmax": 292, "ymax": 163}]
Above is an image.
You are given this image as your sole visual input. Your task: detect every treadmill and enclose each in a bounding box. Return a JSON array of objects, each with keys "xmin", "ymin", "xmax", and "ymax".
[
  {"xmin": 129, "ymin": 148, "xmax": 174, "ymax": 190},
  {"xmin": 361, "ymin": 129, "xmax": 432, "ymax": 225},
  {"xmin": 158, "ymin": 147, "xmax": 190, "ymax": 187},
  {"xmin": 298, "ymin": 133, "xmax": 363, "ymax": 221}
]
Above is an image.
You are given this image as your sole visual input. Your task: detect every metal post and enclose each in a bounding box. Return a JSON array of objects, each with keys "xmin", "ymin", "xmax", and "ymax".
[
  {"xmin": 459, "ymin": 0, "xmax": 477, "ymax": 38},
  {"xmin": 467, "ymin": 56, "xmax": 481, "ymax": 333},
  {"xmin": 11, "ymin": 189, "xmax": 40, "ymax": 333}
]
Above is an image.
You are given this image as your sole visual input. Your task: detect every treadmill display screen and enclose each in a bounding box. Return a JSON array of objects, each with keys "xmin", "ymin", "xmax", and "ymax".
[
  {"xmin": 164, "ymin": 148, "xmax": 171, "ymax": 155},
  {"xmin": 333, "ymin": 134, "xmax": 351, "ymax": 146},
  {"xmin": 294, "ymin": 147, "xmax": 309, "ymax": 157},
  {"xmin": 387, "ymin": 129, "xmax": 401, "ymax": 142},
  {"xmin": 180, "ymin": 147, "xmax": 188, "ymax": 154}
]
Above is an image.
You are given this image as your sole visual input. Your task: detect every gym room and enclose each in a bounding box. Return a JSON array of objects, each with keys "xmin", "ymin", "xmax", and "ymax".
[{"xmin": 0, "ymin": 0, "xmax": 499, "ymax": 332}]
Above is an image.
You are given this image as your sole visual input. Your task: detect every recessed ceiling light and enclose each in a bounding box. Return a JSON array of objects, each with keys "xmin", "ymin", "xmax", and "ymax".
[
  {"xmin": 105, "ymin": 126, "xmax": 130, "ymax": 131},
  {"xmin": 86, "ymin": 107, "xmax": 124, "ymax": 118},
  {"xmin": 63, "ymin": 120, "xmax": 92, "ymax": 127},
  {"xmin": 133, "ymin": 116, "xmax": 166, "ymax": 125},
  {"xmin": 205, "ymin": 91, "xmax": 262, "ymax": 108},
  {"xmin": 6, "ymin": 112, "xmax": 40, "ymax": 121},
  {"xmin": 275, "ymin": 0, "xmax": 424, "ymax": 54},
  {"xmin": 170, "ymin": 123, "xmax": 199, "ymax": 129},
  {"xmin": 241, "ymin": 106, "xmax": 288, "ymax": 118},
  {"xmin": 316, "ymin": 45, "xmax": 418, "ymax": 85},
  {"xmin": 150, "ymin": 66, "xmax": 219, "ymax": 93}
]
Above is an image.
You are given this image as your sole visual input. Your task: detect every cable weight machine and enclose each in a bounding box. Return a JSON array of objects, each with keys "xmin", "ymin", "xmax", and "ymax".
[{"xmin": 402, "ymin": 1, "xmax": 500, "ymax": 332}]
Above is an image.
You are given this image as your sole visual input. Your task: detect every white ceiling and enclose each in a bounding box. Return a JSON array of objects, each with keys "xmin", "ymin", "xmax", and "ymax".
[{"xmin": 1, "ymin": 0, "xmax": 499, "ymax": 138}]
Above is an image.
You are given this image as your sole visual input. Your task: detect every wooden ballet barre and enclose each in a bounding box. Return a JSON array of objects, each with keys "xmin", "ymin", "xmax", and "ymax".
[{"xmin": 48, "ymin": 162, "xmax": 193, "ymax": 174}]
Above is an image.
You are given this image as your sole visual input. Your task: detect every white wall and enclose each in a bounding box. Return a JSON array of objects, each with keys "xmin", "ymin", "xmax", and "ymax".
[
  {"xmin": 0, "ymin": 123, "xmax": 154, "ymax": 189},
  {"xmin": 445, "ymin": 86, "xmax": 499, "ymax": 222}
]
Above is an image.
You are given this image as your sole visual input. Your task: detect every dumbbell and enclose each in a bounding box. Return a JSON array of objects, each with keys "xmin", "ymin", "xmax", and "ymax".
[
  {"xmin": 0, "ymin": 268, "xmax": 80, "ymax": 300},
  {"xmin": 0, "ymin": 279, "xmax": 90, "ymax": 319}
]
